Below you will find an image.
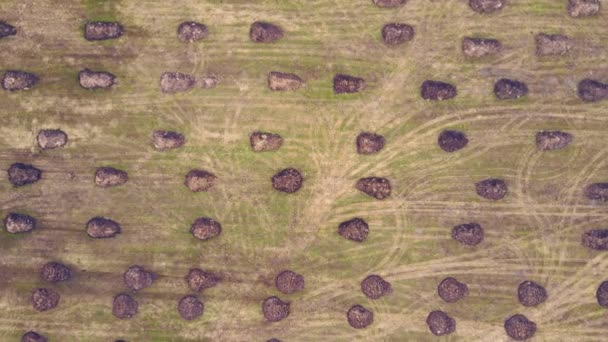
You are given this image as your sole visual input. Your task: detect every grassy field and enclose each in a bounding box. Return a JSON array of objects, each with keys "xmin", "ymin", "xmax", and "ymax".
[{"xmin": 1, "ymin": 0, "xmax": 608, "ymax": 341}]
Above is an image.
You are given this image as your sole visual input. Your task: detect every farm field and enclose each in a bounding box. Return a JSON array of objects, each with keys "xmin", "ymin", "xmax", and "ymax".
[{"xmin": 1, "ymin": 0, "xmax": 608, "ymax": 341}]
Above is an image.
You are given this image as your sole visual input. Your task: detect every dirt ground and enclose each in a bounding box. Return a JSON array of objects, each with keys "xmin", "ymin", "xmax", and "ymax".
[{"xmin": 1, "ymin": 0, "xmax": 608, "ymax": 341}]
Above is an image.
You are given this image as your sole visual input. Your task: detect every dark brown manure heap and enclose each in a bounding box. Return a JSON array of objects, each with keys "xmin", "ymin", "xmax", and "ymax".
[
  {"xmin": 361, "ymin": 275, "xmax": 392, "ymax": 299},
  {"xmin": 112, "ymin": 293, "xmax": 138, "ymax": 319},
  {"xmin": 346, "ymin": 304, "xmax": 373, "ymax": 329},
  {"xmin": 124, "ymin": 265, "xmax": 154, "ymax": 291},
  {"xmin": 86, "ymin": 217, "xmax": 121, "ymax": 238},
  {"xmin": 462, "ymin": 37, "xmax": 501, "ymax": 57},
  {"xmin": 262, "ymin": 296, "xmax": 290, "ymax": 322},
  {"xmin": 356, "ymin": 132, "xmax": 385, "ymax": 155},
  {"xmin": 84, "ymin": 21, "xmax": 123, "ymax": 41},
  {"xmin": 186, "ymin": 268, "xmax": 220, "ymax": 292},
  {"xmin": 437, "ymin": 277, "xmax": 469, "ymax": 303},
  {"xmin": 494, "ymin": 78, "xmax": 528, "ymax": 100},
  {"xmin": 275, "ymin": 270, "xmax": 305, "ymax": 294},
  {"xmin": 178, "ymin": 295, "xmax": 204, "ymax": 320},
  {"xmin": 517, "ymin": 280, "xmax": 547, "ymax": 307},
  {"xmin": 2, "ymin": 70, "xmax": 38, "ymax": 91},
  {"xmin": 452, "ymin": 222, "xmax": 484, "ymax": 246},
  {"xmin": 7, "ymin": 163, "xmax": 41, "ymax": 186},
  {"xmin": 426, "ymin": 310, "xmax": 455, "ymax": 336},
  {"xmin": 437, "ymin": 130, "xmax": 468, "ymax": 152},
  {"xmin": 504, "ymin": 314, "xmax": 537, "ymax": 340},
  {"xmin": 333, "ymin": 74, "xmax": 365, "ymax": 94},
  {"xmin": 31, "ymin": 288, "xmax": 60, "ymax": 312},
  {"xmin": 475, "ymin": 178, "xmax": 507, "ymax": 200},
  {"xmin": 250, "ymin": 22, "xmax": 283, "ymax": 43},
  {"xmin": 160, "ymin": 72, "xmax": 196, "ymax": 94},
  {"xmin": 535, "ymin": 131, "xmax": 572, "ymax": 151},
  {"xmin": 420, "ymin": 80, "xmax": 457, "ymax": 101},
  {"xmin": 381, "ymin": 23, "xmax": 414, "ymax": 45},
  {"xmin": 40, "ymin": 262, "xmax": 72, "ymax": 283},
  {"xmin": 177, "ymin": 21, "xmax": 209, "ymax": 42},
  {"xmin": 356, "ymin": 177, "xmax": 391, "ymax": 200},
  {"xmin": 152, "ymin": 130, "xmax": 185, "ymax": 151},
  {"xmin": 94, "ymin": 167, "xmax": 128, "ymax": 187},
  {"xmin": 185, "ymin": 169, "xmax": 217, "ymax": 192},
  {"xmin": 37, "ymin": 129, "xmax": 68, "ymax": 150},
  {"xmin": 4, "ymin": 212, "xmax": 36, "ymax": 234},
  {"xmin": 338, "ymin": 218, "xmax": 369, "ymax": 242},
  {"xmin": 272, "ymin": 168, "xmax": 303, "ymax": 193},
  {"xmin": 190, "ymin": 217, "xmax": 222, "ymax": 241}
]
